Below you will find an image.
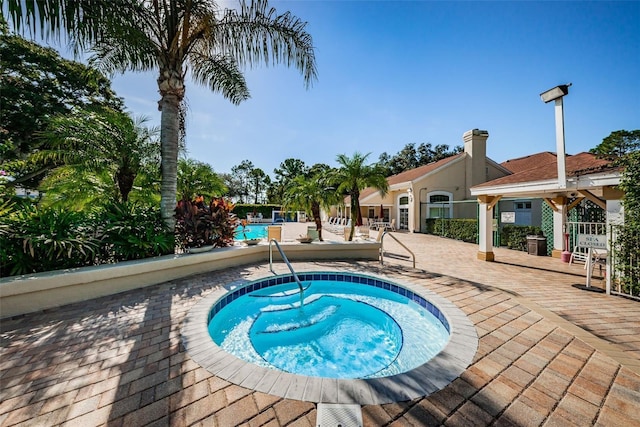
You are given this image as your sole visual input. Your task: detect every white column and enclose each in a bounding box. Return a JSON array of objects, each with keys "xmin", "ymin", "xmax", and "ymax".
[
  {"xmin": 552, "ymin": 201, "xmax": 567, "ymax": 257},
  {"xmin": 477, "ymin": 197, "xmax": 495, "ymax": 261},
  {"xmin": 408, "ymin": 189, "xmax": 415, "ymax": 233},
  {"xmin": 606, "ymin": 200, "xmax": 624, "ymax": 295}
]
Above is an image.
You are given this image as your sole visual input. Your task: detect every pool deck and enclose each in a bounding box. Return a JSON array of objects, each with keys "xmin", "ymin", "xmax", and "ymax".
[{"xmin": 1, "ymin": 225, "xmax": 639, "ymax": 426}]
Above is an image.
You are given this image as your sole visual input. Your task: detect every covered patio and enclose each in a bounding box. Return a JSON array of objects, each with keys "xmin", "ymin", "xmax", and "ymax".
[{"xmin": 471, "ymin": 152, "xmax": 623, "ymax": 292}]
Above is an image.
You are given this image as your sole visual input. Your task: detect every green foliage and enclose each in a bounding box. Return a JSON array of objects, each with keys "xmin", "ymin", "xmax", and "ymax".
[
  {"xmin": 590, "ymin": 130, "xmax": 640, "ymax": 160},
  {"xmin": 0, "ymin": 205, "xmax": 99, "ymax": 276},
  {"xmin": 500, "ymin": 225, "xmax": 544, "ymax": 252},
  {"xmin": 0, "ymin": 201, "xmax": 174, "ymax": 277},
  {"xmin": 95, "ymin": 203, "xmax": 174, "ymax": 263},
  {"xmin": 174, "ymin": 197, "xmax": 238, "ymax": 249},
  {"xmin": 178, "ymin": 158, "xmax": 226, "ymax": 201},
  {"xmin": 34, "ymin": 107, "xmax": 160, "ymax": 205},
  {"xmin": 334, "ymin": 152, "xmax": 389, "ymax": 240},
  {"xmin": 614, "ymin": 149, "xmax": 640, "ymax": 294},
  {"xmin": 425, "ymin": 219, "xmax": 478, "ymax": 243},
  {"xmin": 0, "ymin": 32, "xmax": 122, "ymax": 186},
  {"xmin": 378, "ymin": 142, "xmax": 462, "ymax": 176}
]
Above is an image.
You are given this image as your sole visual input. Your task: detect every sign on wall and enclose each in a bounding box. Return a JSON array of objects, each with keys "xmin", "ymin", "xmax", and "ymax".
[
  {"xmin": 500, "ymin": 212, "xmax": 516, "ymax": 224},
  {"xmin": 577, "ymin": 234, "xmax": 607, "ymax": 249}
]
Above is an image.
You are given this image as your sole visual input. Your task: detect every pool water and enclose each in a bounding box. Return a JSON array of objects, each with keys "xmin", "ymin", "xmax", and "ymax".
[
  {"xmin": 234, "ymin": 224, "xmax": 269, "ymax": 240},
  {"xmin": 208, "ymin": 279, "xmax": 450, "ymax": 379}
]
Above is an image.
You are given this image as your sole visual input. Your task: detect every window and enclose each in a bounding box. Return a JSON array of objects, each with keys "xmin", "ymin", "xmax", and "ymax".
[
  {"xmin": 399, "ymin": 196, "xmax": 409, "ymax": 205},
  {"xmin": 427, "ymin": 191, "xmax": 453, "ymax": 219},
  {"xmin": 515, "ymin": 201, "xmax": 531, "ymax": 210},
  {"xmin": 430, "ymin": 194, "xmax": 449, "ymax": 203}
]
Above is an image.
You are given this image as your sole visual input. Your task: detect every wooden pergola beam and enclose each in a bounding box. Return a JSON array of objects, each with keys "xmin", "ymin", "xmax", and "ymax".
[
  {"xmin": 578, "ymin": 190, "xmax": 606, "ymax": 210},
  {"xmin": 566, "ymin": 197, "xmax": 585, "ymax": 212},
  {"xmin": 477, "ymin": 195, "xmax": 502, "ymax": 211},
  {"xmin": 543, "ymin": 198, "xmax": 559, "ymax": 212}
]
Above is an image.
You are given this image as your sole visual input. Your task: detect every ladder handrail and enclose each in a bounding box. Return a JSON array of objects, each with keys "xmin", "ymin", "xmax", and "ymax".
[
  {"xmin": 380, "ymin": 232, "xmax": 416, "ymax": 268},
  {"xmin": 269, "ymin": 239, "xmax": 305, "ymax": 301}
]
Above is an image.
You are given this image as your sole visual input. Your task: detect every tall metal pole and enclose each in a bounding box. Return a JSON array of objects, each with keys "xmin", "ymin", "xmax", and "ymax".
[{"xmin": 554, "ymin": 97, "xmax": 567, "ymax": 189}]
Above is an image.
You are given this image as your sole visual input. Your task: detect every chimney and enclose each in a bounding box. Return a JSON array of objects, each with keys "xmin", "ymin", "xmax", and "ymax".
[{"xmin": 463, "ymin": 129, "xmax": 489, "ymax": 196}]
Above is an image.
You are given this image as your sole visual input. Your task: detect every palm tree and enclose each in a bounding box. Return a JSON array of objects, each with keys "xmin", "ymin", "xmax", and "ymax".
[
  {"xmin": 34, "ymin": 107, "xmax": 160, "ymax": 207},
  {"xmin": 282, "ymin": 174, "xmax": 340, "ymax": 242},
  {"xmin": 334, "ymin": 152, "xmax": 389, "ymax": 241},
  {"xmin": 6, "ymin": 0, "xmax": 317, "ymax": 230},
  {"xmin": 177, "ymin": 157, "xmax": 226, "ymax": 201}
]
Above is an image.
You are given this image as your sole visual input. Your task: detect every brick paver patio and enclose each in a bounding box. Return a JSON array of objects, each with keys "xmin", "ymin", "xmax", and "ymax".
[{"xmin": 1, "ymin": 230, "xmax": 639, "ymax": 426}]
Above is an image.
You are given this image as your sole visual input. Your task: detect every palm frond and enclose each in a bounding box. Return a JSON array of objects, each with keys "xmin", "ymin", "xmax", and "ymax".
[
  {"xmin": 189, "ymin": 51, "xmax": 250, "ymax": 105},
  {"xmin": 217, "ymin": 0, "xmax": 317, "ymax": 88}
]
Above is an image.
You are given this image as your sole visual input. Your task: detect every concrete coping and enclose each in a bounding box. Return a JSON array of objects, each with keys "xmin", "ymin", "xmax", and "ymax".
[{"xmin": 182, "ymin": 270, "xmax": 478, "ymax": 405}]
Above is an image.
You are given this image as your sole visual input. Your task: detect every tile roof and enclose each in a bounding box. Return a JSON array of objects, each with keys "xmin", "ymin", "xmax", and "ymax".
[
  {"xmin": 501, "ymin": 152, "xmax": 558, "ymax": 174},
  {"xmin": 355, "ymin": 153, "xmax": 465, "ymax": 202},
  {"xmin": 476, "ymin": 152, "xmax": 616, "ymax": 188}
]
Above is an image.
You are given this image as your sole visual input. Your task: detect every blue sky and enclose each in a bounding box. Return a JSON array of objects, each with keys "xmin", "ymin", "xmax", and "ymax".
[{"xmin": 104, "ymin": 1, "xmax": 639, "ymax": 176}]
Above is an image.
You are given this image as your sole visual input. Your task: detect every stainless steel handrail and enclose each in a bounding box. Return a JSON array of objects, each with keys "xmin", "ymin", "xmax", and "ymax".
[
  {"xmin": 269, "ymin": 239, "xmax": 305, "ymax": 302},
  {"xmin": 380, "ymin": 232, "xmax": 416, "ymax": 268}
]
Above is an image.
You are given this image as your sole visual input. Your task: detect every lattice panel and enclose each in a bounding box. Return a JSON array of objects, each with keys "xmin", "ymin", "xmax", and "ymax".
[{"xmin": 541, "ymin": 203, "xmax": 554, "ymax": 256}]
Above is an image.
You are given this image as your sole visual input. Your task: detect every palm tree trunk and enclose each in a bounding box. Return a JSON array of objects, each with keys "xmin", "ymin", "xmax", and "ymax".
[
  {"xmin": 158, "ymin": 65, "xmax": 185, "ymax": 232},
  {"xmin": 116, "ymin": 168, "xmax": 136, "ymax": 202},
  {"xmin": 159, "ymin": 93, "xmax": 181, "ymax": 231},
  {"xmin": 311, "ymin": 202, "xmax": 323, "ymax": 241}
]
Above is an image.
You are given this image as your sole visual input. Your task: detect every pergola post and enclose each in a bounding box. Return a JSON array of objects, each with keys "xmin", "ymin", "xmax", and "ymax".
[
  {"xmin": 477, "ymin": 195, "xmax": 496, "ymax": 261},
  {"xmin": 551, "ymin": 196, "xmax": 567, "ymax": 258}
]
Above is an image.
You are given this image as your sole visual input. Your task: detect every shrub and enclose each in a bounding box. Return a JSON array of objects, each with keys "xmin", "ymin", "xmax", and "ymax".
[
  {"xmin": 95, "ymin": 202, "xmax": 174, "ymax": 263},
  {"xmin": 425, "ymin": 218, "xmax": 477, "ymax": 243},
  {"xmin": 0, "ymin": 205, "xmax": 99, "ymax": 276},
  {"xmin": 500, "ymin": 225, "xmax": 543, "ymax": 251},
  {"xmin": 175, "ymin": 197, "xmax": 238, "ymax": 249}
]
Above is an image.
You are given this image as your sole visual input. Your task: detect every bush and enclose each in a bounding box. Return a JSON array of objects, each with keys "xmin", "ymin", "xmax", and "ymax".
[
  {"xmin": 0, "ymin": 201, "xmax": 174, "ymax": 277},
  {"xmin": 174, "ymin": 197, "xmax": 238, "ymax": 249},
  {"xmin": 0, "ymin": 205, "xmax": 99, "ymax": 276},
  {"xmin": 501, "ymin": 225, "xmax": 543, "ymax": 251},
  {"xmin": 95, "ymin": 202, "xmax": 174, "ymax": 263},
  {"xmin": 425, "ymin": 218, "xmax": 477, "ymax": 243}
]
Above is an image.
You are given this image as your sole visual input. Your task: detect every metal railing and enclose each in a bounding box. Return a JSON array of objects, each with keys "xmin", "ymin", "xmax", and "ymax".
[
  {"xmin": 268, "ymin": 239, "xmax": 305, "ymax": 303},
  {"xmin": 380, "ymin": 231, "xmax": 416, "ymax": 268}
]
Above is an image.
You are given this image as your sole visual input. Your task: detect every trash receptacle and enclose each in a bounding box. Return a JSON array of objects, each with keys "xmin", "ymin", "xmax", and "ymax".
[
  {"xmin": 307, "ymin": 226, "xmax": 319, "ymax": 241},
  {"xmin": 526, "ymin": 235, "xmax": 547, "ymax": 256}
]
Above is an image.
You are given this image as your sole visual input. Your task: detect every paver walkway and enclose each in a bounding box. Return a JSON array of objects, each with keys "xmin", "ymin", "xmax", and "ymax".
[{"xmin": 1, "ymin": 230, "xmax": 639, "ymax": 426}]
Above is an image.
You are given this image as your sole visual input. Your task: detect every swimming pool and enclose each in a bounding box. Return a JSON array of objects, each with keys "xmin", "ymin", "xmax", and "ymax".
[
  {"xmin": 182, "ymin": 271, "xmax": 478, "ymax": 404},
  {"xmin": 234, "ymin": 224, "xmax": 269, "ymax": 240},
  {"xmin": 208, "ymin": 277, "xmax": 449, "ymax": 379}
]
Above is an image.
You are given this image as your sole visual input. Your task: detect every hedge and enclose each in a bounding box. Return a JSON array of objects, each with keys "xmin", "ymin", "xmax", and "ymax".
[{"xmin": 424, "ymin": 218, "xmax": 477, "ymax": 243}]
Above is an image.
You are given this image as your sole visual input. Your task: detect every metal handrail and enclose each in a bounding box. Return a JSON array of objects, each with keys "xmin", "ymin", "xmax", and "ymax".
[
  {"xmin": 269, "ymin": 239, "xmax": 305, "ymax": 303},
  {"xmin": 380, "ymin": 231, "xmax": 416, "ymax": 268}
]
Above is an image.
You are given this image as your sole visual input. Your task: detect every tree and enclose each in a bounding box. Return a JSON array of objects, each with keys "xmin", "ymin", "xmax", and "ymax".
[
  {"xmin": 282, "ymin": 173, "xmax": 340, "ymax": 241},
  {"xmin": 230, "ymin": 160, "xmax": 255, "ymax": 203},
  {"xmin": 378, "ymin": 142, "xmax": 462, "ymax": 176},
  {"xmin": 333, "ymin": 152, "xmax": 389, "ymax": 241},
  {"xmin": 590, "ymin": 130, "xmax": 640, "ymax": 160},
  {"xmin": 0, "ymin": 31, "xmax": 122, "ymax": 187},
  {"xmin": 249, "ymin": 168, "xmax": 269, "ymax": 204},
  {"xmin": 592, "ymin": 130, "xmax": 640, "ymax": 293},
  {"xmin": 34, "ymin": 107, "xmax": 159, "ymax": 208},
  {"xmin": 269, "ymin": 158, "xmax": 308, "ymax": 203},
  {"xmin": 5, "ymin": 0, "xmax": 317, "ymax": 231},
  {"xmin": 177, "ymin": 158, "xmax": 226, "ymax": 201}
]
